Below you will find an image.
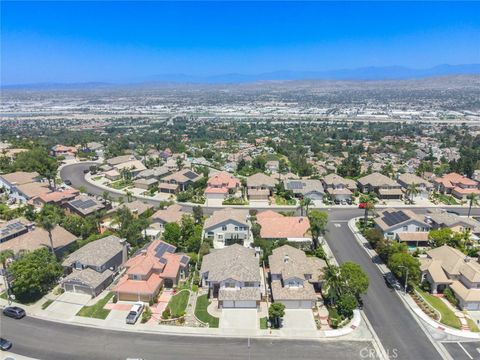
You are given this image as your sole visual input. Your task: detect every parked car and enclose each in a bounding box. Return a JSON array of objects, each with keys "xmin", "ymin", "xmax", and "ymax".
[
  {"xmin": 83, "ymin": 169, "xmax": 90, "ymax": 174},
  {"xmin": 0, "ymin": 337, "xmax": 12, "ymax": 351},
  {"xmin": 3, "ymin": 306, "xmax": 26, "ymax": 319},
  {"xmin": 126, "ymin": 302, "xmax": 144, "ymax": 325},
  {"xmin": 64, "ymin": 179, "xmax": 72, "ymax": 186},
  {"xmin": 358, "ymin": 202, "xmax": 367, "ymax": 209},
  {"xmin": 346, "ymin": 199, "xmax": 352, "ymax": 205}
]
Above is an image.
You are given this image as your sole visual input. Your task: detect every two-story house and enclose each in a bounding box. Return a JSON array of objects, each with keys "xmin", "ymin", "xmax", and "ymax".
[
  {"xmin": 61, "ymin": 235, "xmax": 127, "ymax": 297},
  {"xmin": 203, "ymin": 208, "xmax": 252, "ymax": 249},
  {"xmin": 0, "ymin": 171, "xmax": 50, "ymax": 203},
  {"xmin": 114, "ymin": 240, "xmax": 190, "ymax": 302},
  {"xmin": 420, "ymin": 245, "xmax": 480, "ymax": 310},
  {"xmin": 161, "ymin": 169, "xmax": 202, "ymax": 192},
  {"xmin": 284, "ymin": 179, "xmax": 324, "ymax": 205},
  {"xmin": 200, "ymin": 244, "xmax": 262, "ymax": 309},
  {"xmin": 433, "ymin": 172, "xmax": 480, "ymax": 201},
  {"xmin": 397, "ymin": 173, "xmax": 433, "ymax": 201},
  {"xmin": 246, "ymin": 173, "xmax": 278, "ymax": 202},
  {"xmin": 256, "ymin": 210, "xmax": 311, "ymax": 245},
  {"xmin": 204, "ymin": 171, "xmax": 241, "ymax": 205},
  {"xmin": 269, "ymin": 245, "xmax": 326, "ymax": 309},
  {"xmin": 374, "ymin": 208, "xmax": 430, "ymax": 247},
  {"xmin": 321, "ymin": 173, "xmax": 357, "ymax": 202},
  {"xmin": 357, "ymin": 172, "xmax": 403, "ymax": 200}
]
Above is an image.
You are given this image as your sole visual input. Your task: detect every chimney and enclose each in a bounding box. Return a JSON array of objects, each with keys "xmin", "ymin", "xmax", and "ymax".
[{"xmin": 284, "ymin": 254, "xmax": 289, "ymax": 263}]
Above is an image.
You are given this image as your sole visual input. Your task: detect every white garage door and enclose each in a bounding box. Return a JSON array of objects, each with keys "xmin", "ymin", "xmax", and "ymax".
[
  {"xmin": 467, "ymin": 302, "xmax": 479, "ymax": 310},
  {"xmin": 234, "ymin": 300, "xmax": 257, "ymax": 308},
  {"xmin": 281, "ymin": 300, "xmax": 313, "ymax": 309},
  {"xmin": 223, "ymin": 300, "xmax": 235, "ymax": 308},
  {"xmin": 73, "ymin": 285, "xmax": 93, "ymax": 296}
]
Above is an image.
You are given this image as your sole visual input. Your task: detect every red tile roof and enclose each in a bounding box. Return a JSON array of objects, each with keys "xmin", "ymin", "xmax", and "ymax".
[{"xmin": 256, "ymin": 211, "xmax": 311, "ymax": 239}]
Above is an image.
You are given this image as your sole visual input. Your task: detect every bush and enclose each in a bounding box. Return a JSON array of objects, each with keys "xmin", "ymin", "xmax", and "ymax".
[
  {"xmin": 162, "ymin": 307, "xmax": 171, "ymax": 319},
  {"xmin": 364, "ymin": 228, "xmax": 384, "ymax": 248},
  {"xmin": 141, "ymin": 306, "xmax": 152, "ymax": 323},
  {"xmin": 420, "ymin": 280, "xmax": 431, "ymax": 292},
  {"xmin": 444, "ymin": 288, "xmax": 458, "ymax": 307}
]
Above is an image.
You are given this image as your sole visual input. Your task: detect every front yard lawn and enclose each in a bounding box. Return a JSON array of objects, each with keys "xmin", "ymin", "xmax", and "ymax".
[
  {"xmin": 167, "ymin": 290, "xmax": 190, "ymax": 318},
  {"xmin": 416, "ymin": 288, "xmax": 461, "ymax": 329},
  {"xmin": 260, "ymin": 317, "xmax": 268, "ymax": 329},
  {"xmin": 110, "ymin": 180, "xmax": 132, "ymax": 190},
  {"xmin": 467, "ymin": 317, "xmax": 480, "ymax": 332},
  {"xmin": 436, "ymin": 194, "xmax": 459, "ymax": 205},
  {"xmin": 275, "ymin": 196, "xmax": 296, "ymax": 206},
  {"xmin": 42, "ymin": 299, "xmax": 54, "ymax": 310},
  {"xmin": 76, "ymin": 292, "xmax": 113, "ymax": 319},
  {"xmin": 194, "ymin": 294, "xmax": 219, "ymax": 328}
]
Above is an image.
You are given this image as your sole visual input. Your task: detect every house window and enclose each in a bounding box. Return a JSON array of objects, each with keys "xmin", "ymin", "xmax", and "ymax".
[
  {"xmin": 244, "ymin": 282, "xmax": 255, "ymax": 287},
  {"xmin": 222, "ymin": 225, "xmax": 227, "ymax": 231},
  {"xmin": 403, "ymin": 226, "xmax": 408, "ymax": 231},
  {"xmin": 224, "ymin": 282, "xmax": 235, "ymax": 288},
  {"xmin": 235, "ymin": 226, "xmax": 239, "ymax": 231}
]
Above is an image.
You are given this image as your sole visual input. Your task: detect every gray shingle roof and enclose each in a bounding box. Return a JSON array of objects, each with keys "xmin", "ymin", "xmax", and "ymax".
[{"xmin": 63, "ymin": 235, "xmax": 124, "ymax": 268}]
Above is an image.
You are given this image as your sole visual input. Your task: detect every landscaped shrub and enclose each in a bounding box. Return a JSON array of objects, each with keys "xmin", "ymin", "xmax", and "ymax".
[
  {"xmin": 364, "ymin": 228, "xmax": 384, "ymax": 248},
  {"xmin": 149, "ymin": 298, "xmax": 155, "ymax": 306},
  {"xmin": 141, "ymin": 306, "xmax": 152, "ymax": 323},
  {"xmin": 444, "ymin": 288, "xmax": 458, "ymax": 307},
  {"xmin": 162, "ymin": 307, "xmax": 171, "ymax": 319},
  {"xmin": 420, "ymin": 280, "xmax": 431, "ymax": 292},
  {"xmin": 112, "ymin": 294, "xmax": 118, "ymax": 303}
]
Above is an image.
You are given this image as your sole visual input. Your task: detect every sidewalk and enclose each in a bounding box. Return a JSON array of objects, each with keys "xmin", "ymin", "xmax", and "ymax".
[{"xmin": 347, "ymin": 217, "xmax": 480, "ymax": 340}]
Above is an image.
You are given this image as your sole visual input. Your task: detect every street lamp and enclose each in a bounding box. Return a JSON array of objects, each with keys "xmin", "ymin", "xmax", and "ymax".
[{"xmin": 398, "ymin": 266, "xmax": 409, "ymax": 294}]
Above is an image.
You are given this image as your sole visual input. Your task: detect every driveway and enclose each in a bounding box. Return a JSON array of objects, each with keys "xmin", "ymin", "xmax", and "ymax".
[
  {"xmin": 282, "ymin": 309, "xmax": 316, "ymax": 330},
  {"xmin": 44, "ymin": 292, "xmax": 92, "ymax": 320},
  {"xmin": 220, "ymin": 309, "xmax": 258, "ymax": 330}
]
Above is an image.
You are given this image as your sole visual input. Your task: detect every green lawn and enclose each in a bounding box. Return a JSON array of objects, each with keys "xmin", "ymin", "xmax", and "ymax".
[
  {"xmin": 194, "ymin": 294, "xmax": 219, "ymax": 328},
  {"xmin": 76, "ymin": 292, "xmax": 114, "ymax": 319},
  {"xmin": 260, "ymin": 317, "xmax": 268, "ymax": 329},
  {"xmin": 110, "ymin": 180, "xmax": 132, "ymax": 190},
  {"xmin": 0, "ymin": 292, "xmax": 7, "ymax": 300},
  {"xmin": 168, "ymin": 290, "xmax": 190, "ymax": 318},
  {"xmin": 467, "ymin": 317, "xmax": 480, "ymax": 332},
  {"xmin": 42, "ymin": 299, "xmax": 54, "ymax": 310},
  {"xmin": 275, "ymin": 196, "xmax": 296, "ymax": 206},
  {"xmin": 436, "ymin": 194, "xmax": 459, "ymax": 205},
  {"xmin": 416, "ymin": 288, "xmax": 461, "ymax": 329}
]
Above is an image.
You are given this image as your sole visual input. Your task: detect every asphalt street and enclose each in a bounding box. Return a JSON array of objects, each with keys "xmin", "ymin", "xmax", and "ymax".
[{"xmin": 0, "ymin": 315, "xmax": 377, "ymax": 360}]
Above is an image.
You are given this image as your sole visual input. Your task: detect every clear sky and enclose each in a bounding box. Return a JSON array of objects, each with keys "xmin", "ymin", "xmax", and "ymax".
[{"xmin": 1, "ymin": 1, "xmax": 479, "ymax": 84}]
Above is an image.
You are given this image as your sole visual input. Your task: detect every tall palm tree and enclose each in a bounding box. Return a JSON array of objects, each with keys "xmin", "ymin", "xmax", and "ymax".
[
  {"xmin": 467, "ymin": 193, "xmax": 479, "ymax": 218},
  {"xmin": 38, "ymin": 213, "xmax": 58, "ymax": 257},
  {"xmin": 322, "ymin": 265, "xmax": 343, "ymax": 305},
  {"xmin": 407, "ymin": 182, "xmax": 420, "ymax": 204},
  {"xmin": 300, "ymin": 197, "xmax": 313, "ymax": 216},
  {"xmin": 363, "ymin": 201, "xmax": 374, "ymax": 227}
]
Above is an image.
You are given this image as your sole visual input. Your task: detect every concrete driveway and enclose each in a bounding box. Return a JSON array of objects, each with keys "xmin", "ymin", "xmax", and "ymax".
[
  {"xmin": 44, "ymin": 292, "xmax": 92, "ymax": 320},
  {"xmin": 220, "ymin": 309, "xmax": 258, "ymax": 330},
  {"xmin": 282, "ymin": 309, "xmax": 316, "ymax": 330}
]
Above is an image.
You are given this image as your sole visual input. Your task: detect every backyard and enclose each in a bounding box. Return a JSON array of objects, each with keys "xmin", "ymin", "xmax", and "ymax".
[
  {"xmin": 194, "ymin": 294, "xmax": 219, "ymax": 328},
  {"xmin": 76, "ymin": 292, "xmax": 114, "ymax": 319}
]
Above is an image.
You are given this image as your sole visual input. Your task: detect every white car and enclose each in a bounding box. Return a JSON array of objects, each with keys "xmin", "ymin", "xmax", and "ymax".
[{"xmin": 125, "ymin": 302, "xmax": 144, "ymax": 324}]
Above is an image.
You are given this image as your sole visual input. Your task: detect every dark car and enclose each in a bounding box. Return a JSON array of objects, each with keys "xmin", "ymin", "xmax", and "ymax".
[
  {"xmin": 3, "ymin": 306, "xmax": 26, "ymax": 319},
  {"xmin": 0, "ymin": 337, "xmax": 12, "ymax": 351},
  {"xmin": 64, "ymin": 179, "xmax": 72, "ymax": 186},
  {"xmin": 83, "ymin": 169, "xmax": 90, "ymax": 174}
]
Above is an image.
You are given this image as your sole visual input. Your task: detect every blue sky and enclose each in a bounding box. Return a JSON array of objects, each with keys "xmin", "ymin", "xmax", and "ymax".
[{"xmin": 1, "ymin": 1, "xmax": 479, "ymax": 84}]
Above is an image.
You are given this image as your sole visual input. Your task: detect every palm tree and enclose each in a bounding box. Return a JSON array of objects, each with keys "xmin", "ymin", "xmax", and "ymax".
[
  {"xmin": 363, "ymin": 201, "xmax": 374, "ymax": 227},
  {"xmin": 300, "ymin": 197, "xmax": 313, "ymax": 216},
  {"xmin": 38, "ymin": 213, "xmax": 58, "ymax": 257},
  {"xmin": 322, "ymin": 265, "xmax": 343, "ymax": 305},
  {"xmin": 407, "ymin": 182, "xmax": 420, "ymax": 204},
  {"xmin": 125, "ymin": 190, "xmax": 133, "ymax": 203},
  {"xmin": 467, "ymin": 193, "xmax": 479, "ymax": 218}
]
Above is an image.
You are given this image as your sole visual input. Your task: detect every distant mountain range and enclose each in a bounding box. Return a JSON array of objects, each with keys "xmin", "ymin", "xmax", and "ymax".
[{"xmin": 3, "ymin": 64, "xmax": 480, "ymax": 89}]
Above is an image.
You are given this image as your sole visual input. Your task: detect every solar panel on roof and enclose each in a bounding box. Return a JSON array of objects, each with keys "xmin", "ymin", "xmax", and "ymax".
[
  {"xmin": 159, "ymin": 258, "xmax": 167, "ymax": 264},
  {"xmin": 183, "ymin": 171, "xmax": 198, "ymax": 180},
  {"xmin": 287, "ymin": 181, "xmax": 304, "ymax": 190},
  {"xmin": 382, "ymin": 211, "xmax": 409, "ymax": 226},
  {"xmin": 180, "ymin": 255, "xmax": 189, "ymax": 265}
]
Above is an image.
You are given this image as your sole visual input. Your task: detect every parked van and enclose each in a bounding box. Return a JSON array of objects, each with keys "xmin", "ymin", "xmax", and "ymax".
[{"xmin": 126, "ymin": 302, "xmax": 144, "ymax": 324}]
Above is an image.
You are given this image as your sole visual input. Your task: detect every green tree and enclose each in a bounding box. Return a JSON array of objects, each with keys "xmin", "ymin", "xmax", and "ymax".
[
  {"xmin": 268, "ymin": 303, "xmax": 286, "ymax": 328},
  {"xmin": 193, "ymin": 205, "xmax": 203, "ymax": 224},
  {"xmin": 388, "ymin": 252, "xmax": 421, "ymax": 291},
  {"xmin": 37, "ymin": 204, "xmax": 62, "ymax": 257},
  {"xmin": 467, "ymin": 193, "xmax": 478, "ymax": 218},
  {"xmin": 337, "ymin": 293, "xmax": 357, "ymax": 318},
  {"xmin": 0, "ymin": 250, "xmax": 14, "ymax": 271},
  {"xmin": 163, "ymin": 222, "xmax": 181, "ymax": 247},
  {"xmin": 308, "ymin": 210, "xmax": 328, "ymax": 248},
  {"xmin": 323, "ymin": 265, "xmax": 343, "ymax": 305},
  {"xmin": 406, "ymin": 182, "xmax": 420, "ymax": 204},
  {"xmin": 9, "ymin": 248, "xmax": 63, "ymax": 303},
  {"xmin": 339, "ymin": 262, "xmax": 369, "ymax": 299}
]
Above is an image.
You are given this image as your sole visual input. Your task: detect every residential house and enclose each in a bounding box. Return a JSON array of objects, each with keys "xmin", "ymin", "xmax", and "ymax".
[
  {"xmin": 256, "ymin": 211, "xmax": 311, "ymax": 245},
  {"xmin": 433, "ymin": 172, "xmax": 480, "ymax": 201},
  {"xmin": 29, "ymin": 188, "xmax": 79, "ymax": 208},
  {"xmin": 357, "ymin": 172, "xmax": 403, "ymax": 200},
  {"xmin": 104, "ymin": 169, "xmax": 121, "ymax": 181},
  {"xmin": 135, "ymin": 166, "xmax": 170, "ymax": 181},
  {"xmin": 321, "ymin": 173, "xmax": 356, "ymax": 202},
  {"xmin": 200, "ymin": 244, "xmax": 262, "ymax": 309},
  {"xmin": 161, "ymin": 169, "xmax": 202, "ymax": 192},
  {"xmin": 150, "ymin": 204, "xmax": 185, "ymax": 231},
  {"xmin": 51, "ymin": 144, "xmax": 77, "ymax": 160},
  {"xmin": 284, "ymin": 179, "xmax": 324, "ymax": 204},
  {"xmin": 85, "ymin": 142, "xmax": 104, "ymax": 157},
  {"xmin": 420, "ymin": 245, "xmax": 480, "ymax": 310},
  {"xmin": 269, "ymin": 245, "xmax": 326, "ymax": 308},
  {"xmin": 397, "ymin": 173, "xmax": 433, "ymax": 201},
  {"xmin": 266, "ymin": 160, "xmax": 280, "ymax": 174},
  {"xmin": 133, "ymin": 178, "xmax": 158, "ymax": 191},
  {"xmin": 113, "ymin": 159, "xmax": 147, "ymax": 177},
  {"xmin": 66, "ymin": 195, "xmax": 108, "ymax": 217},
  {"xmin": 203, "ymin": 208, "xmax": 252, "ymax": 249},
  {"xmin": 0, "ymin": 171, "xmax": 50, "ymax": 203},
  {"xmin": 0, "ymin": 224, "xmax": 77, "ymax": 256},
  {"xmin": 246, "ymin": 173, "xmax": 278, "ymax": 201},
  {"xmin": 204, "ymin": 172, "xmax": 241, "ymax": 205},
  {"xmin": 61, "ymin": 235, "xmax": 127, "ymax": 297},
  {"xmin": 374, "ymin": 208, "xmax": 430, "ymax": 241},
  {"xmin": 427, "ymin": 209, "xmax": 480, "ymax": 236},
  {"xmin": 106, "ymin": 155, "xmax": 136, "ymax": 166},
  {"xmin": 114, "ymin": 240, "xmax": 190, "ymax": 302}
]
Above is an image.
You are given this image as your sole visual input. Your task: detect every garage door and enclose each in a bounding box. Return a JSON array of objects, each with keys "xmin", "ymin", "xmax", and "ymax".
[
  {"xmin": 223, "ymin": 300, "xmax": 256, "ymax": 308},
  {"xmin": 73, "ymin": 285, "xmax": 93, "ymax": 296},
  {"xmin": 281, "ymin": 300, "xmax": 313, "ymax": 309},
  {"xmin": 467, "ymin": 302, "xmax": 479, "ymax": 310}
]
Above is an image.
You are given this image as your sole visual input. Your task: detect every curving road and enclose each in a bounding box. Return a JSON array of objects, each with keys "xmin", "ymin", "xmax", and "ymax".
[{"xmin": 1, "ymin": 315, "xmax": 376, "ymax": 360}]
